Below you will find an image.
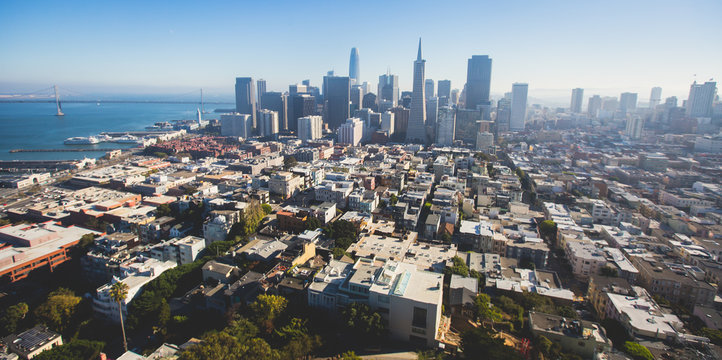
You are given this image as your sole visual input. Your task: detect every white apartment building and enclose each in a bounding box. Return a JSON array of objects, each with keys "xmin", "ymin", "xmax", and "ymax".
[
  {"xmin": 149, "ymin": 235, "xmax": 206, "ymax": 265},
  {"xmin": 258, "ymin": 109, "xmax": 279, "ymax": 137},
  {"xmin": 269, "ymin": 171, "xmax": 303, "ymax": 199},
  {"xmin": 348, "ymin": 189, "xmax": 379, "ymax": 213},
  {"xmin": 315, "ymin": 180, "xmax": 354, "ymax": 209},
  {"xmin": 220, "ymin": 113, "xmax": 253, "ymax": 138},
  {"xmin": 565, "ymin": 241, "xmax": 608, "ymax": 279},
  {"xmin": 298, "ymin": 115, "xmax": 323, "ymax": 142},
  {"xmin": 337, "ymin": 117, "xmax": 364, "ymax": 146}
]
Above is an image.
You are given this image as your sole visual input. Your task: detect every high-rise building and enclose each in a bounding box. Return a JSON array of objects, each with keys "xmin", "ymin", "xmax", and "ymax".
[
  {"xmin": 649, "ymin": 87, "xmax": 662, "ymax": 108},
  {"xmin": 260, "ymin": 92, "xmax": 287, "ymax": 131},
  {"xmin": 257, "ymin": 79, "xmax": 267, "ymax": 107},
  {"xmin": 337, "ymin": 118, "xmax": 363, "ymax": 146},
  {"xmin": 619, "ymin": 92, "xmax": 638, "ymax": 115},
  {"xmin": 390, "ymin": 106, "xmax": 409, "ymax": 138},
  {"xmin": 288, "ymin": 94, "xmax": 316, "ymax": 132},
  {"xmin": 588, "ymin": 95, "xmax": 602, "ymax": 117},
  {"xmin": 509, "ymin": 83, "xmax": 528, "ymax": 131},
  {"xmin": 625, "ymin": 116, "xmax": 644, "ymax": 139},
  {"xmin": 350, "ymin": 85, "xmax": 363, "ymax": 112},
  {"xmin": 436, "ymin": 107, "xmax": 455, "ymax": 146},
  {"xmin": 323, "ymin": 76, "xmax": 351, "ymax": 130},
  {"xmin": 406, "ymin": 39, "xmax": 427, "ymax": 144},
  {"xmin": 686, "ymin": 81, "xmax": 717, "ymax": 118},
  {"xmin": 362, "ymin": 93, "xmax": 377, "ymax": 111},
  {"xmin": 465, "ymin": 55, "xmax": 492, "ymax": 111},
  {"xmin": 289, "ymin": 83, "xmax": 308, "ymax": 95},
  {"xmin": 426, "ymin": 97, "xmax": 439, "ymax": 129},
  {"xmin": 298, "ymin": 115, "xmax": 323, "ymax": 142},
  {"xmin": 349, "ymin": 48, "xmax": 360, "ymax": 85},
  {"xmin": 380, "ymin": 112, "xmax": 395, "ymax": 136},
  {"xmin": 220, "ymin": 113, "xmax": 253, "ymax": 138},
  {"xmin": 425, "ymin": 79, "xmax": 435, "ymax": 99},
  {"xmin": 496, "ymin": 94, "xmax": 511, "ymax": 132},
  {"xmin": 450, "ymin": 89, "xmax": 460, "ymax": 105},
  {"xmin": 235, "ymin": 77, "xmax": 256, "ymax": 129},
  {"xmin": 476, "ymin": 132, "xmax": 494, "ymax": 151},
  {"xmin": 258, "ymin": 109, "xmax": 278, "ymax": 138},
  {"xmin": 378, "ymin": 73, "xmax": 399, "ymax": 106},
  {"xmin": 437, "ymin": 80, "xmax": 451, "ymax": 100},
  {"xmin": 455, "ymin": 108, "xmax": 480, "ymax": 144},
  {"xmin": 570, "ymin": 88, "xmax": 584, "ymax": 113}
]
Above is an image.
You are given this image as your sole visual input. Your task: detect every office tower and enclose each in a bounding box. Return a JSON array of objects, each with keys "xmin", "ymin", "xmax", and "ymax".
[
  {"xmin": 649, "ymin": 87, "xmax": 662, "ymax": 108},
  {"xmin": 350, "ymin": 85, "xmax": 363, "ymax": 112},
  {"xmin": 587, "ymin": 95, "xmax": 602, "ymax": 117},
  {"xmin": 380, "ymin": 112, "xmax": 395, "ymax": 136},
  {"xmin": 302, "ymin": 79, "xmax": 311, "ymax": 87},
  {"xmin": 425, "ymin": 79, "xmax": 435, "ymax": 99},
  {"xmin": 625, "ymin": 116, "xmax": 644, "ymax": 139},
  {"xmin": 509, "ymin": 83, "xmax": 528, "ymax": 131},
  {"xmin": 362, "ymin": 93, "xmax": 377, "ymax": 111},
  {"xmin": 235, "ymin": 77, "xmax": 256, "ymax": 129},
  {"xmin": 258, "ymin": 109, "xmax": 279, "ymax": 138},
  {"xmin": 455, "ymin": 108, "xmax": 480, "ymax": 144},
  {"xmin": 465, "ymin": 55, "xmax": 492, "ymax": 111},
  {"xmin": 426, "ymin": 97, "xmax": 439, "ymax": 127},
  {"xmin": 436, "ymin": 107, "xmax": 455, "ymax": 146},
  {"xmin": 450, "ymin": 89, "xmax": 460, "ymax": 105},
  {"xmin": 476, "ymin": 132, "xmax": 494, "ymax": 151},
  {"xmin": 257, "ymin": 79, "xmax": 267, "ymax": 106},
  {"xmin": 401, "ymin": 92, "xmax": 413, "ymax": 108},
  {"xmin": 289, "ymin": 84, "xmax": 308, "ymax": 95},
  {"xmin": 437, "ymin": 80, "xmax": 451, "ymax": 100},
  {"xmin": 378, "ymin": 73, "xmax": 399, "ymax": 106},
  {"xmin": 602, "ymin": 97, "xmax": 618, "ymax": 111},
  {"xmin": 390, "ymin": 106, "xmax": 410, "ymax": 137},
  {"xmin": 260, "ymin": 92, "xmax": 287, "ymax": 130},
  {"xmin": 570, "ymin": 88, "xmax": 584, "ymax": 113},
  {"xmin": 686, "ymin": 81, "xmax": 717, "ymax": 117},
  {"xmin": 665, "ymin": 96, "xmax": 678, "ymax": 108},
  {"xmin": 288, "ymin": 94, "xmax": 316, "ymax": 132},
  {"xmin": 619, "ymin": 92, "xmax": 638, "ymax": 115},
  {"xmin": 297, "ymin": 115, "xmax": 323, "ymax": 142},
  {"xmin": 220, "ymin": 113, "xmax": 253, "ymax": 138},
  {"xmin": 406, "ymin": 39, "xmax": 427, "ymax": 143},
  {"xmin": 349, "ymin": 48, "xmax": 360, "ymax": 85},
  {"xmin": 337, "ymin": 118, "xmax": 364, "ymax": 146},
  {"xmin": 496, "ymin": 95, "xmax": 511, "ymax": 132},
  {"xmin": 323, "ymin": 76, "xmax": 351, "ymax": 130}
]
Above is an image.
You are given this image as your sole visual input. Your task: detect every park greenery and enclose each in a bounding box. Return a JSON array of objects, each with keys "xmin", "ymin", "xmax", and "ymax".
[{"xmin": 32, "ymin": 339, "xmax": 106, "ymax": 360}]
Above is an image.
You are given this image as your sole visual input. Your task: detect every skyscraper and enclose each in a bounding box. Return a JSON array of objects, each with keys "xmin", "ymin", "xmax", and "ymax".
[
  {"xmin": 625, "ymin": 116, "xmax": 644, "ymax": 140},
  {"xmin": 437, "ymin": 80, "xmax": 451, "ymax": 100},
  {"xmin": 288, "ymin": 94, "xmax": 316, "ymax": 132},
  {"xmin": 221, "ymin": 113, "xmax": 253, "ymax": 138},
  {"xmin": 496, "ymin": 94, "xmax": 511, "ymax": 132},
  {"xmin": 436, "ymin": 107, "xmax": 455, "ymax": 146},
  {"xmin": 570, "ymin": 88, "xmax": 584, "ymax": 113},
  {"xmin": 390, "ymin": 106, "xmax": 409, "ymax": 139},
  {"xmin": 465, "ymin": 55, "xmax": 492, "ymax": 111},
  {"xmin": 649, "ymin": 87, "xmax": 662, "ymax": 108},
  {"xmin": 260, "ymin": 92, "xmax": 287, "ymax": 131},
  {"xmin": 380, "ymin": 112, "xmax": 395, "ymax": 136},
  {"xmin": 349, "ymin": 48, "xmax": 360, "ymax": 85},
  {"xmin": 257, "ymin": 79, "xmax": 267, "ymax": 107},
  {"xmin": 686, "ymin": 81, "xmax": 717, "ymax": 118},
  {"xmin": 323, "ymin": 76, "xmax": 351, "ymax": 130},
  {"xmin": 509, "ymin": 83, "xmax": 528, "ymax": 131},
  {"xmin": 588, "ymin": 95, "xmax": 602, "ymax": 117},
  {"xmin": 297, "ymin": 115, "xmax": 323, "ymax": 142},
  {"xmin": 619, "ymin": 92, "xmax": 638, "ymax": 115},
  {"xmin": 235, "ymin": 77, "xmax": 256, "ymax": 129},
  {"xmin": 337, "ymin": 118, "xmax": 364, "ymax": 146},
  {"xmin": 258, "ymin": 109, "xmax": 278, "ymax": 138},
  {"xmin": 406, "ymin": 39, "xmax": 427, "ymax": 144},
  {"xmin": 425, "ymin": 79, "xmax": 435, "ymax": 99},
  {"xmin": 378, "ymin": 73, "xmax": 399, "ymax": 107}
]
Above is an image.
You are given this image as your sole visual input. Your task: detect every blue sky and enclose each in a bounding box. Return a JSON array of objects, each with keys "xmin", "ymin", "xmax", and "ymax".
[{"xmin": 1, "ymin": 0, "xmax": 720, "ymax": 105}]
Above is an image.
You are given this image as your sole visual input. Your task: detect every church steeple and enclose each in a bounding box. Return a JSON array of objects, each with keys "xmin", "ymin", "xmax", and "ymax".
[{"xmin": 417, "ymin": 38, "xmax": 422, "ymax": 61}]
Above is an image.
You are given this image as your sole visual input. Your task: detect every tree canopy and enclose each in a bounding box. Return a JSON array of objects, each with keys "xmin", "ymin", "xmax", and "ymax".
[
  {"xmin": 623, "ymin": 341, "xmax": 654, "ymax": 360},
  {"xmin": 340, "ymin": 302, "xmax": 386, "ymax": 342},
  {"xmin": 461, "ymin": 327, "xmax": 521, "ymax": 359},
  {"xmin": 34, "ymin": 288, "xmax": 82, "ymax": 333},
  {"xmin": 32, "ymin": 339, "xmax": 105, "ymax": 360},
  {"xmin": 1, "ymin": 302, "xmax": 28, "ymax": 335}
]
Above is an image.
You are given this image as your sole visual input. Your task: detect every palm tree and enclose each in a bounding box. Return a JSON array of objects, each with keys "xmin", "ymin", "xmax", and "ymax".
[{"xmin": 109, "ymin": 281, "xmax": 129, "ymax": 352}]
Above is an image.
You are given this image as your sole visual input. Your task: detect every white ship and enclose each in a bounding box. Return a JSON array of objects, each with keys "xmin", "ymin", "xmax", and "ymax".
[
  {"xmin": 114, "ymin": 134, "xmax": 142, "ymax": 144},
  {"xmin": 64, "ymin": 136, "xmax": 101, "ymax": 145}
]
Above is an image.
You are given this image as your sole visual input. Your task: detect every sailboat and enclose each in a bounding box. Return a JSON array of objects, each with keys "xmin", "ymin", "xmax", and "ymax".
[{"xmin": 54, "ymin": 85, "xmax": 64, "ymax": 116}]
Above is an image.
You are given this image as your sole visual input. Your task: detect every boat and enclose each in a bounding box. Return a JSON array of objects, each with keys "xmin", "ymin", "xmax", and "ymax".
[
  {"xmin": 64, "ymin": 136, "xmax": 100, "ymax": 145},
  {"xmin": 145, "ymin": 122, "xmax": 174, "ymax": 131},
  {"xmin": 114, "ymin": 134, "xmax": 142, "ymax": 144}
]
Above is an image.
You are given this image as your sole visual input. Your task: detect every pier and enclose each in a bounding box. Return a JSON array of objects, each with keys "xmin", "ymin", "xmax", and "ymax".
[{"xmin": 10, "ymin": 148, "xmax": 120, "ymax": 153}]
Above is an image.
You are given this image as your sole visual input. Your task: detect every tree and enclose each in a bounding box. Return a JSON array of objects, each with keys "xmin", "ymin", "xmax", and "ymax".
[
  {"xmin": 261, "ymin": 203, "xmax": 273, "ymax": 215},
  {"xmin": 1, "ymin": 302, "xmax": 29, "ymax": 335},
  {"xmin": 305, "ymin": 216, "xmax": 321, "ymax": 231},
  {"xmin": 109, "ymin": 282, "xmax": 130, "ymax": 352},
  {"xmin": 34, "ymin": 288, "xmax": 82, "ymax": 334},
  {"xmin": 699, "ymin": 328, "xmax": 722, "ymax": 345},
  {"xmin": 284, "ymin": 156, "xmax": 298, "ymax": 169},
  {"xmin": 538, "ymin": 220, "xmax": 557, "ymax": 240},
  {"xmin": 417, "ymin": 350, "xmax": 446, "ymax": 360},
  {"xmin": 445, "ymin": 256, "xmax": 469, "ymax": 277},
  {"xmin": 473, "ymin": 293, "xmax": 502, "ymax": 322},
  {"xmin": 78, "ymin": 233, "xmax": 96, "ymax": 249},
  {"xmin": 341, "ymin": 302, "xmax": 386, "ymax": 341},
  {"xmin": 154, "ymin": 151, "xmax": 168, "ymax": 159},
  {"xmin": 389, "ymin": 194, "xmax": 398, "ymax": 206},
  {"xmin": 249, "ymin": 294, "xmax": 288, "ymax": 333},
  {"xmin": 340, "ymin": 351, "xmax": 362, "ymax": 360},
  {"xmin": 156, "ymin": 203, "xmax": 172, "ymax": 217},
  {"xmin": 623, "ymin": 341, "xmax": 653, "ymax": 360},
  {"xmin": 32, "ymin": 339, "xmax": 105, "ymax": 360},
  {"xmin": 600, "ymin": 265, "xmax": 618, "ymax": 277},
  {"xmin": 441, "ymin": 232, "xmax": 452, "ymax": 243},
  {"xmin": 461, "ymin": 327, "xmax": 521, "ymax": 359}
]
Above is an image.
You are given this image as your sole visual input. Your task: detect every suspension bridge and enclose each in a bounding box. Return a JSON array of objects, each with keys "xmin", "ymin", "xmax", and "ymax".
[{"xmin": 0, "ymin": 86, "xmax": 233, "ymax": 105}]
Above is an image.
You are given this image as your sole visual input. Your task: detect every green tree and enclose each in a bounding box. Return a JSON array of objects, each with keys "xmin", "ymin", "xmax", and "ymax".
[
  {"xmin": 473, "ymin": 293, "xmax": 502, "ymax": 322},
  {"xmin": 440, "ymin": 232, "xmax": 452, "ymax": 243},
  {"xmin": 249, "ymin": 294, "xmax": 288, "ymax": 333},
  {"xmin": 699, "ymin": 328, "xmax": 722, "ymax": 345},
  {"xmin": 340, "ymin": 351, "xmax": 362, "ymax": 360},
  {"xmin": 305, "ymin": 216, "xmax": 321, "ymax": 231},
  {"xmin": 1, "ymin": 302, "xmax": 29, "ymax": 335},
  {"xmin": 154, "ymin": 151, "xmax": 168, "ymax": 159},
  {"xmin": 389, "ymin": 194, "xmax": 398, "ymax": 206},
  {"xmin": 417, "ymin": 350, "xmax": 446, "ymax": 360},
  {"xmin": 109, "ymin": 282, "xmax": 130, "ymax": 352},
  {"xmin": 623, "ymin": 341, "xmax": 653, "ymax": 360},
  {"xmin": 341, "ymin": 302, "xmax": 386, "ymax": 341},
  {"xmin": 34, "ymin": 288, "xmax": 82, "ymax": 334},
  {"xmin": 461, "ymin": 327, "xmax": 521, "ymax": 359},
  {"xmin": 261, "ymin": 203, "xmax": 273, "ymax": 215},
  {"xmin": 32, "ymin": 339, "xmax": 105, "ymax": 360},
  {"xmin": 284, "ymin": 156, "xmax": 298, "ymax": 169},
  {"xmin": 78, "ymin": 233, "xmax": 96, "ymax": 249},
  {"xmin": 538, "ymin": 220, "xmax": 557, "ymax": 240},
  {"xmin": 445, "ymin": 256, "xmax": 469, "ymax": 276},
  {"xmin": 156, "ymin": 203, "xmax": 172, "ymax": 217}
]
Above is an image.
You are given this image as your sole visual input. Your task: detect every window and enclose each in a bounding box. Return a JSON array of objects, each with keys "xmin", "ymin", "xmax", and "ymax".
[{"xmin": 412, "ymin": 307, "xmax": 427, "ymax": 328}]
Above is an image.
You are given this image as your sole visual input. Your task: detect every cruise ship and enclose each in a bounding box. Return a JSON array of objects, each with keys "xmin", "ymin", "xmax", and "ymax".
[{"xmin": 64, "ymin": 136, "xmax": 101, "ymax": 145}]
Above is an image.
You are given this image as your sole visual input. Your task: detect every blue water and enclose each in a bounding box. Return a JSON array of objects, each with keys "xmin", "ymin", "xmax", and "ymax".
[{"xmin": 0, "ymin": 102, "xmax": 218, "ymax": 161}]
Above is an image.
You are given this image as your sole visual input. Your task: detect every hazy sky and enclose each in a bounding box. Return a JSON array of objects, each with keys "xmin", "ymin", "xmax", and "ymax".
[{"xmin": 1, "ymin": 0, "xmax": 720, "ymax": 105}]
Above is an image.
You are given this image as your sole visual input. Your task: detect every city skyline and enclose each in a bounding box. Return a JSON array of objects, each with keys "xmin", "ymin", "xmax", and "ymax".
[{"xmin": 1, "ymin": 0, "xmax": 720, "ymax": 105}]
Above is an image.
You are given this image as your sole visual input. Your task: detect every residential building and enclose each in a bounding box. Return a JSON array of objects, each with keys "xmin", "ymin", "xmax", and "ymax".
[
  {"xmin": 570, "ymin": 88, "xmax": 584, "ymax": 113},
  {"xmin": 337, "ymin": 118, "xmax": 363, "ymax": 146},
  {"xmin": 269, "ymin": 171, "xmax": 303, "ymax": 199},
  {"xmin": 529, "ymin": 311, "xmax": 611, "ymax": 359},
  {"xmin": 220, "ymin": 113, "xmax": 253, "ymax": 138},
  {"xmin": 298, "ymin": 115, "xmax": 323, "ymax": 142},
  {"xmin": 258, "ymin": 109, "xmax": 279, "ymax": 138},
  {"xmin": 8, "ymin": 326, "xmax": 63, "ymax": 360}
]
